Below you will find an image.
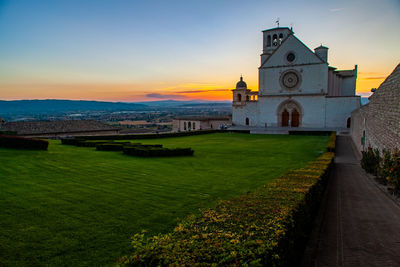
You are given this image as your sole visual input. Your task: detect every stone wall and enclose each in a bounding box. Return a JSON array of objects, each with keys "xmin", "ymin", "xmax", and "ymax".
[{"xmin": 351, "ymin": 63, "xmax": 400, "ymax": 152}]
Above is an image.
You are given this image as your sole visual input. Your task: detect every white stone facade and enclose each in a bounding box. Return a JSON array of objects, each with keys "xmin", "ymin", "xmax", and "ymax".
[
  {"xmin": 172, "ymin": 116, "xmax": 232, "ymax": 132},
  {"xmin": 232, "ymin": 27, "xmax": 360, "ymax": 129}
]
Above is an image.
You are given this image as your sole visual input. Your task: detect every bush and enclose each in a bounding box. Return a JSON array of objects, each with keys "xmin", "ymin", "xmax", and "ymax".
[
  {"xmin": 0, "ymin": 135, "xmax": 48, "ymax": 150},
  {"xmin": 76, "ymin": 140, "xmax": 112, "ymax": 147},
  {"xmin": 117, "ymin": 152, "xmax": 334, "ymax": 266},
  {"xmin": 361, "ymin": 148, "xmax": 400, "ymax": 194},
  {"xmin": 289, "ymin": 131, "xmax": 332, "ymax": 136},
  {"xmin": 61, "ymin": 138, "xmax": 84, "ymax": 146},
  {"xmin": 96, "ymin": 143, "xmax": 128, "ymax": 151},
  {"xmin": 81, "ymin": 130, "xmax": 220, "ymax": 140},
  {"xmin": 123, "ymin": 146, "xmax": 193, "ymax": 157},
  {"xmin": 379, "ymin": 149, "xmax": 400, "ymax": 193},
  {"xmin": 361, "ymin": 147, "xmax": 380, "ymax": 175}
]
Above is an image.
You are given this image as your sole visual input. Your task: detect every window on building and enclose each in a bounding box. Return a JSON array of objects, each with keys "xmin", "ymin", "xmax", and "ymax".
[
  {"xmin": 246, "ymin": 95, "xmax": 250, "ymax": 101},
  {"xmin": 188, "ymin": 121, "xmax": 191, "ymax": 130},
  {"xmin": 184, "ymin": 122, "xmax": 187, "ymax": 131},
  {"xmin": 193, "ymin": 122, "xmax": 196, "ymax": 130},
  {"xmin": 237, "ymin": 94, "xmax": 242, "ymax": 102},
  {"xmin": 279, "ymin": 33, "xmax": 283, "ymax": 43},
  {"xmin": 245, "ymin": 117, "xmax": 249, "ymax": 125},
  {"xmin": 273, "ymin": 34, "xmax": 278, "ymax": 46},
  {"xmin": 267, "ymin": 35, "xmax": 271, "ymax": 47}
]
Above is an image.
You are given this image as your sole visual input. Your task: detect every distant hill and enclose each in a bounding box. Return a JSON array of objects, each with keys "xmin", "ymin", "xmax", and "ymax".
[{"xmin": 0, "ymin": 99, "xmax": 147, "ymax": 115}]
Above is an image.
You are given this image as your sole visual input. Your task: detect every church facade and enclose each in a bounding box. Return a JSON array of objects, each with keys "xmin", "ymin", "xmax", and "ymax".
[{"xmin": 232, "ymin": 27, "xmax": 360, "ymax": 129}]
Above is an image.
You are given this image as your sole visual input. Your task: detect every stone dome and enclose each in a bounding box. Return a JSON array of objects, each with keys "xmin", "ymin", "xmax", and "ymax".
[{"xmin": 236, "ymin": 76, "xmax": 247, "ymax": 89}]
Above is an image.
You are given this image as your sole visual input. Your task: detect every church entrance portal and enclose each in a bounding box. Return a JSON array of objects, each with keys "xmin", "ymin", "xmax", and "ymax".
[
  {"xmin": 291, "ymin": 109, "xmax": 299, "ymax": 127},
  {"xmin": 277, "ymin": 100, "xmax": 303, "ymax": 127},
  {"xmin": 281, "ymin": 109, "xmax": 289, "ymax": 126}
]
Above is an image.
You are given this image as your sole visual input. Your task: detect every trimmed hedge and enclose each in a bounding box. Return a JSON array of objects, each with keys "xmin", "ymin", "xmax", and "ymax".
[
  {"xmin": 81, "ymin": 130, "xmax": 221, "ymax": 140},
  {"xmin": 123, "ymin": 146, "xmax": 193, "ymax": 157},
  {"xmin": 0, "ymin": 135, "xmax": 48, "ymax": 150},
  {"xmin": 117, "ymin": 152, "xmax": 334, "ymax": 266},
  {"xmin": 289, "ymin": 130, "xmax": 333, "ymax": 136},
  {"xmin": 61, "ymin": 138, "xmax": 84, "ymax": 146},
  {"xmin": 96, "ymin": 142, "xmax": 132, "ymax": 151}
]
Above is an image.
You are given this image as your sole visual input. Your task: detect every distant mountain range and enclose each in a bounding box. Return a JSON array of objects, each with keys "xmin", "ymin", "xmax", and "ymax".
[{"xmin": 0, "ymin": 99, "xmax": 231, "ymax": 116}]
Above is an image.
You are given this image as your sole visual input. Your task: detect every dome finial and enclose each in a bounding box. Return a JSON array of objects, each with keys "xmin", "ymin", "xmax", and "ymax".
[{"xmin": 236, "ymin": 75, "xmax": 247, "ymax": 89}]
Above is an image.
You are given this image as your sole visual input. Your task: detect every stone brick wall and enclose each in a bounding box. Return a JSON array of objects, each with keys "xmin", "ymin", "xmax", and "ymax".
[{"xmin": 351, "ymin": 63, "xmax": 400, "ymax": 152}]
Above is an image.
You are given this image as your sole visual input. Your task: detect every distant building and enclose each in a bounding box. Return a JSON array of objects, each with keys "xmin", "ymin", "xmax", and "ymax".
[
  {"xmin": 351, "ymin": 63, "xmax": 400, "ymax": 152},
  {"xmin": 0, "ymin": 120, "xmax": 120, "ymax": 138},
  {"xmin": 232, "ymin": 27, "xmax": 360, "ymax": 129},
  {"xmin": 172, "ymin": 116, "xmax": 232, "ymax": 132}
]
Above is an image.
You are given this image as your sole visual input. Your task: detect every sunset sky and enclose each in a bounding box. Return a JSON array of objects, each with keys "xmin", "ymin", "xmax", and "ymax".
[{"xmin": 0, "ymin": 0, "xmax": 399, "ymax": 102}]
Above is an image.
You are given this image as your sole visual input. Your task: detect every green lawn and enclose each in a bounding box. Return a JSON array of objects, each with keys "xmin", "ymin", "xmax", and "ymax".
[{"xmin": 0, "ymin": 133, "xmax": 329, "ymax": 266}]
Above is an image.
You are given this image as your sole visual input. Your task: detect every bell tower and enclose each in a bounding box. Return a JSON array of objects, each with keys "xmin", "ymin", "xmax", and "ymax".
[
  {"xmin": 260, "ymin": 27, "xmax": 293, "ymax": 64},
  {"xmin": 232, "ymin": 76, "xmax": 249, "ymax": 106}
]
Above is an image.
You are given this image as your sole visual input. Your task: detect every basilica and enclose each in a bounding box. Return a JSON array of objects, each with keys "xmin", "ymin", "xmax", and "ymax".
[{"xmin": 232, "ymin": 27, "xmax": 360, "ymax": 129}]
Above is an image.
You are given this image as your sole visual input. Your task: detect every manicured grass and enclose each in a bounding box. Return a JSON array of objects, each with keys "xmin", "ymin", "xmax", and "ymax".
[{"xmin": 0, "ymin": 133, "xmax": 329, "ymax": 266}]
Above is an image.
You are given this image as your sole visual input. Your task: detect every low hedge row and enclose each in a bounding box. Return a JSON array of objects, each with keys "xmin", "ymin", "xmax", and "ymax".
[
  {"xmin": 81, "ymin": 130, "xmax": 220, "ymax": 140},
  {"xmin": 0, "ymin": 135, "xmax": 48, "ymax": 150},
  {"xmin": 95, "ymin": 142, "xmax": 134, "ymax": 151},
  {"xmin": 123, "ymin": 146, "xmax": 194, "ymax": 157},
  {"xmin": 117, "ymin": 152, "xmax": 335, "ymax": 266},
  {"xmin": 61, "ymin": 138, "xmax": 193, "ymax": 157},
  {"xmin": 289, "ymin": 131, "xmax": 333, "ymax": 136}
]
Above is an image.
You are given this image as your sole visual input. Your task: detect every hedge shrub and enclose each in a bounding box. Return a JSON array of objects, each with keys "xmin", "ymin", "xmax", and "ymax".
[
  {"xmin": 123, "ymin": 146, "xmax": 193, "ymax": 157},
  {"xmin": 361, "ymin": 148, "xmax": 400, "ymax": 194},
  {"xmin": 117, "ymin": 152, "xmax": 334, "ymax": 266},
  {"xmin": 61, "ymin": 138, "xmax": 84, "ymax": 146},
  {"xmin": 361, "ymin": 147, "xmax": 380, "ymax": 175},
  {"xmin": 76, "ymin": 140, "xmax": 112, "ymax": 147},
  {"xmin": 96, "ymin": 142, "xmax": 131, "ymax": 151},
  {"xmin": 0, "ymin": 135, "xmax": 48, "ymax": 150},
  {"xmin": 81, "ymin": 130, "xmax": 220, "ymax": 140},
  {"xmin": 289, "ymin": 131, "xmax": 332, "ymax": 136}
]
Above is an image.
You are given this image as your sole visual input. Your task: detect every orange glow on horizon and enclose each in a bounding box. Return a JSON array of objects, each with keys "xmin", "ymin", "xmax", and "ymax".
[{"xmin": 0, "ymin": 71, "xmax": 389, "ymax": 102}]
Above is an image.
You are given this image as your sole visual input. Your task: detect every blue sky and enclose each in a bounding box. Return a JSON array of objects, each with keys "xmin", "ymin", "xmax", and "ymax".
[{"xmin": 0, "ymin": 0, "xmax": 399, "ymax": 101}]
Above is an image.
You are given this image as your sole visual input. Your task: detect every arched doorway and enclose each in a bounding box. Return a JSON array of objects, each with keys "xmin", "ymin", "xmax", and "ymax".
[
  {"xmin": 281, "ymin": 109, "xmax": 289, "ymax": 127},
  {"xmin": 245, "ymin": 117, "xmax": 249, "ymax": 126},
  {"xmin": 276, "ymin": 100, "xmax": 303, "ymax": 127},
  {"xmin": 347, "ymin": 117, "xmax": 351, "ymax": 128},
  {"xmin": 291, "ymin": 109, "xmax": 299, "ymax": 127}
]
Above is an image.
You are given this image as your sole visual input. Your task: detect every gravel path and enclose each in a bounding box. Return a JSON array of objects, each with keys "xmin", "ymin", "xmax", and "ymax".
[{"xmin": 305, "ymin": 135, "xmax": 400, "ymax": 267}]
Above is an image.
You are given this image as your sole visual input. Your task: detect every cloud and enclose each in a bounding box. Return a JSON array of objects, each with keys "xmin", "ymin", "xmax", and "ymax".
[
  {"xmin": 361, "ymin": 76, "xmax": 386, "ymax": 80},
  {"xmin": 176, "ymin": 89, "xmax": 230, "ymax": 94},
  {"xmin": 145, "ymin": 93, "xmax": 187, "ymax": 99},
  {"xmin": 357, "ymin": 92, "xmax": 373, "ymax": 97},
  {"xmin": 330, "ymin": 8, "xmax": 344, "ymax": 12}
]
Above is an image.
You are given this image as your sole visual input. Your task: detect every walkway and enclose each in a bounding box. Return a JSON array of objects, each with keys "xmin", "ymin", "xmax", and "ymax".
[{"xmin": 306, "ymin": 135, "xmax": 400, "ymax": 267}]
